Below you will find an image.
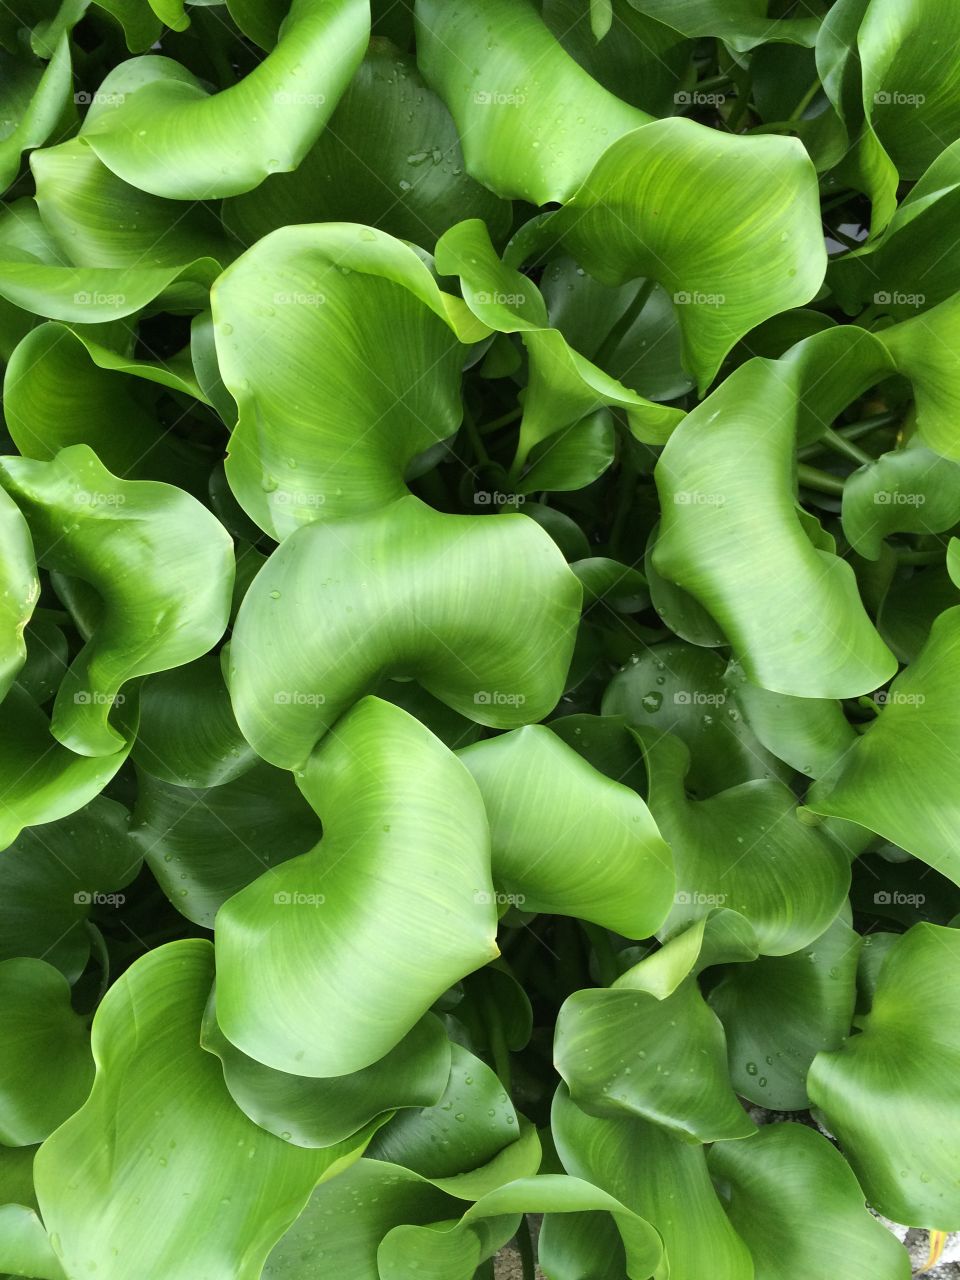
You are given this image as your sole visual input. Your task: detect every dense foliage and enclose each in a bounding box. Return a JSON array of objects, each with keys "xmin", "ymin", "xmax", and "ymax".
[{"xmin": 1, "ymin": 0, "xmax": 960, "ymax": 1276}]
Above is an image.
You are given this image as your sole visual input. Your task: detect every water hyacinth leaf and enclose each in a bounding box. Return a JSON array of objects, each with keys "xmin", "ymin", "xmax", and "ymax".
[
  {"xmin": 17, "ymin": 611, "xmax": 68, "ymax": 704},
  {"xmin": 0, "ymin": 249, "xmax": 218, "ymax": 322},
  {"xmin": 0, "ymin": 687, "xmax": 134, "ymax": 851},
  {"xmin": 262, "ymin": 1159, "xmax": 463, "ymax": 1279},
  {"xmin": 457, "ymin": 724, "xmax": 674, "ymax": 937},
  {"xmin": 623, "ymin": 0, "xmax": 818, "ymax": 49},
  {"xmin": 229, "ymin": 496, "xmax": 581, "ymax": 768},
  {"xmin": 415, "ymin": 0, "xmax": 652, "ymax": 205},
  {"xmin": 534, "ymin": 120, "xmax": 826, "ymax": 391},
  {"xmin": 0, "ymin": 487, "xmax": 39, "ymax": 702},
  {"xmin": 517, "ymin": 410, "xmax": 617, "ymax": 494},
  {"xmin": 878, "ymin": 564, "xmax": 958, "ymax": 663},
  {"xmin": 202, "ymin": 997, "xmax": 450, "ymax": 1148},
  {"xmin": 0, "ymin": 37, "xmax": 72, "ymax": 193},
  {"xmin": 0, "ymin": 1203, "xmax": 65, "ymax": 1280},
  {"xmin": 31, "ymin": 139, "xmax": 235, "ymax": 268},
  {"xmin": 554, "ymin": 978, "xmax": 756, "ymax": 1142},
  {"xmin": 0, "ymin": 958, "xmax": 93, "ymax": 1146},
  {"xmin": 876, "ymin": 292, "xmax": 960, "ymax": 459},
  {"xmin": 3, "ymin": 323, "xmax": 209, "ymax": 488},
  {"xmin": 855, "ymin": 0, "xmax": 960, "ymax": 182},
  {"xmin": 543, "ymin": 0, "xmax": 691, "ymax": 119},
  {"xmin": 808, "ymin": 924, "xmax": 960, "ymax": 1228},
  {"xmin": 807, "ymin": 606, "xmax": 960, "ymax": 885},
  {"xmin": 0, "ymin": 445, "xmax": 234, "ymax": 756},
  {"xmin": 35, "ymin": 941, "xmax": 366, "ymax": 1280},
  {"xmin": 829, "ymin": 139, "xmax": 960, "ymax": 316},
  {"xmin": 552, "ymin": 1086, "xmax": 753, "ymax": 1280},
  {"xmin": 434, "ymin": 219, "xmax": 683, "ymax": 463},
  {"xmin": 132, "ymin": 760, "xmax": 321, "ymax": 927},
  {"xmin": 708, "ymin": 1122, "xmax": 911, "ymax": 1280},
  {"xmin": 633, "ymin": 728, "xmax": 850, "ymax": 954},
  {"xmin": 78, "ymin": 0, "xmax": 370, "ymax": 199},
  {"xmin": 131, "ymin": 654, "xmax": 256, "ymax": 789},
  {"xmin": 841, "ymin": 441, "xmax": 960, "ymax": 559},
  {"xmin": 224, "ymin": 41, "xmax": 512, "ymax": 249},
  {"xmin": 570, "ymin": 557, "xmax": 649, "ymax": 613},
  {"xmin": 0, "ymin": 797, "xmax": 140, "ymax": 979},
  {"xmin": 365, "ymin": 1042, "xmax": 519, "ymax": 1177},
  {"xmin": 643, "ymin": 528, "xmax": 726, "ymax": 647},
  {"xmin": 540, "ymin": 261, "xmax": 693, "ymax": 403},
  {"xmin": 654, "ymin": 334, "xmax": 898, "ymax": 697},
  {"xmin": 378, "ymin": 1175, "xmax": 663, "ymax": 1280},
  {"xmin": 216, "ymin": 697, "xmax": 499, "ymax": 1076},
  {"xmin": 601, "ymin": 642, "xmax": 789, "ymax": 797},
  {"xmin": 708, "ymin": 914, "xmax": 861, "ymax": 1110},
  {"xmin": 213, "ymin": 222, "xmax": 485, "ymax": 540},
  {"xmin": 726, "ymin": 662, "xmax": 857, "ymax": 780}
]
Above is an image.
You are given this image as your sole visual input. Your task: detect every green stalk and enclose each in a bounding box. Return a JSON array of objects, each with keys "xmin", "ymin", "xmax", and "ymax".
[{"xmin": 796, "ymin": 463, "xmax": 846, "ymax": 496}]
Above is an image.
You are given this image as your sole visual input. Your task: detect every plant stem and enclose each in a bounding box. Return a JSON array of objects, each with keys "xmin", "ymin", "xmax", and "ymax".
[
  {"xmin": 478, "ymin": 405, "xmax": 522, "ymax": 435},
  {"xmin": 897, "ymin": 547, "xmax": 945, "ymax": 565},
  {"xmin": 516, "ymin": 1216, "xmax": 536, "ymax": 1280},
  {"xmin": 821, "ymin": 427, "xmax": 874, "ymax": 466},
  {"xmin": 481, "ymin": 985, "xmax": 512, "ymax": 1092},
  {"xmin": 797, "ymin": 412, "xmax": 900, "ymax": 459},
  {"xmin": 462, "ymin": 407, "xmax": 489, "ymax": 464},
  {"xmin": 594, "ymin": 278, "xmax": 656, "ymax": 370},
  {"xmin": 582, "ymin": 922, "xmax": 620, "ymax": 986},
  {"xmin": 797, "ymin": 463, "xmax": 845, "ymax": 496},
  {"xmin": 789, "ymin": 76, "xmax": 823, "ymax": 121}
]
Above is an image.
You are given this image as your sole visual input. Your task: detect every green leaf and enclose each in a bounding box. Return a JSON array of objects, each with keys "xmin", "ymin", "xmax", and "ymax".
[
  {"xmin": 365, "ymin": 1042, "xmax": 519, "ymax": 1177},
  {"xmin": 541, "ymin": 263, "xmax": 693, "ymax": 403},
  {"xmin": 457, "ymin": 724, "xmax": 674, "ymax": 936},
  {"xmin": 31, "ymin": 139, "xmax": 234, "ymax": 268},
  {"xmin": 0, "ymin": 445, "xmax": 235, "ymax": 756},
  {"xmin": 842, "ymin": 440, "xmax": 960, "ymax": 559},
  {"xmin": 0, "ymin": 37, "xmax": 72, "ymax": 193},
  {"xmin": 415, "ymin": 0, "xmax": 652, "ymax": 204},
  {"xmin": 3, "ymin": 322, "xmax": 210, "ymax": 487},
  {"xmin": 807, "ymin": 606, "xmax": 960, "ymax": 886},
  {"xmin": 653, "ymin": 332, "xmax": 898, "ymax": 696},
  {"xmin": 228, "ymin": 496, "xmax": 580, "ymax": 768},
  {"xmin": 0, "ymin": 248, "xmax": 218, "ymax": 322},
  {"xmin": 624, "ymin": 0, "xmax": 819, "ymax": 50},
  {"xmin": 35, "ymin": 940, "xmax": 368, "ymax": 1280},
  {"xmin": 518, "ymin": 410, "xmax": 617, "ymax": 495},
  {"xmin": 0, "ymin": 958, "xmax": 93, "ymax": 1146},
  {"xmin": 378, "ymin": 1175, "xmax": 663, "ymax": 1280},
  {"xmin": 708, "ymin": 1122, "xmax": 911, "ymax": 1280},
  {"xmin": 224, "ymin": 40, "xmax": 512, "ymax": 250},
  {"xmin": 634, "ymin": 728, "xmax": 851, "ymax": 954},
  {"xmin": 552, "ymin": 1085, "xmax": 753, "ymax": 1280},
  {"xmin": 808, "ymin": 923, "xmax": 960, "ymax": 1228},
  {"xmin": 434, "ymin": 219, "xmax": 683, "ymax": 467},
  {"xmin": 0, "ymin": 487, "xmax": 39, "ymax": 703},
  {"xmin": 709, "ymin": 914, "xmax": 861, "ymax": 1110},
  {"xmin": 529, "ymin": 120, "xmax": 826, "ymax": 391},
  {"xmin": 132, "ymin": 760, "xmax": 320, "ymax": 927},
  {"xmin": 215, "ymin": 697, "xmax": 499, "ymax": 1076},
  {"xmin": 726, "ymin": 661, "xmax": 857, "ymax": 780},
  {"xmin": 78, "ymin": 0, "xmax": 370, "ymax": 199},
  {"xmin": 202, "ymin": 996, "xmax": 450, "ymax": 1148},
  {"xmin": 0, "ymin": 1203, "xmax": 65, "ymax": 1280},
  {"xmin": 212, "ymin": 222, "xmax": 485, "ymax": 540},
  {"xmin": 0, "ymin": 797, "xmax": 140, "ymax": 980},
  {"xmin": 0, "ymin": 688, "xmax": 134, "ymax": 851},
  {"xmin": 131, "ymin": 654, "xmax": 256, "ymax": 789},
  {"xmin": 602, "ymin": 642, "xmax": 790, "ymax": 797},
  {"xmin": 555, "ymin": 977, "xmax": 756, "ymax": 1142}
]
